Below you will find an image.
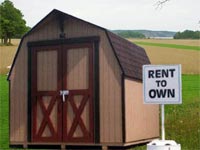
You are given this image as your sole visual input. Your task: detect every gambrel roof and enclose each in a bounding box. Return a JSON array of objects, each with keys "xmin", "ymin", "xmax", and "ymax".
[
  {"xmin": 107, "ymin": 31, "xmax": 150, "ymax": 80},
  {"xmin": 8, "ymin": 9, "xmax": 150, "ymax": 81}
]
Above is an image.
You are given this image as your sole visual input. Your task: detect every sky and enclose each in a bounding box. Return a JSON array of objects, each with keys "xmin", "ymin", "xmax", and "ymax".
[{"xmin": 1, "ymin": 0, "xmax": 200, "ymax": 31}]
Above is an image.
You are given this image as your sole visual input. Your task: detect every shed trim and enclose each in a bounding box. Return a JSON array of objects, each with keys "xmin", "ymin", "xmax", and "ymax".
[
  {"xmin": 93, "ymin": 40, "xmax": 100, "ymax": 143},
  {"xmin": 121, "ymin": 73, "xmax": 126, "ymax": 143},
  {"xmin": 8, "ymin": 81, "xmax": 11, "ymax": 143},
  {"xmin": 27, "ymin": 36, "xmax": 100, "ymax": 47},
  {"xmin": 105, "ymin": 31, "xmax": 124, "ymax": 75},
  {"xmin": 27, "ymin": 37, "xmax": 100, "ymax": 143},
  {"xmin": 27, "ymin": 46, "xmax": 32, "ymax": 142}
]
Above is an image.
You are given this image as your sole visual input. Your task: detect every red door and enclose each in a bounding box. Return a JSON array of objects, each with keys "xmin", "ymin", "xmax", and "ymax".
[{"xmin": 31, "ymin": 43, "xmax": 94, "ymax": 143}]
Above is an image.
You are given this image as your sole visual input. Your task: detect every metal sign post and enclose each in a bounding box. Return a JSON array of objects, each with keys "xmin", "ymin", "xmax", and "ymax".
[
  {"xmin": 161, "ymin": 104, "xmax": 165, "ymax": 141},
  {"xmin": 143, "ymin": 65, "xmax": 182, "ymax": 150}
]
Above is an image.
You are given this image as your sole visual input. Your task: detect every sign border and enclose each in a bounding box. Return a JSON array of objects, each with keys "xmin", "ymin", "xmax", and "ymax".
[{"xmin": 143, "ymin": 64, "xmax": 182, "ymax": 104}]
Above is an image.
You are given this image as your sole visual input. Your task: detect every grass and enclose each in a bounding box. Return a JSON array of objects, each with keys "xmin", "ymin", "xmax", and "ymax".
[
  {"xmin": 133, "ymin": 41, "xmax": 200, "ymax": 51},
  {"xmin": 0, "ymin": 74, "xmax": 199, "ymax": 149},
  {"xmin": 0, "ymin": 75, "xmax": 9, "ymax": 149},
  {"xmin": 165, "ymin": 75, "xmax": 200, "ymax": 150}
]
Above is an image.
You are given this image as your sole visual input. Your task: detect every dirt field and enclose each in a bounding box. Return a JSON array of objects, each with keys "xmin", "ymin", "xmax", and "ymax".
[
  {"xmin": 130, "ymin": 39, "xmax": 200, "ymax": 46},
  {"xmin": 0, "ymin": 39, "xmax": 20, "ymax": 75},
  {"xmin": 140, "ymin": 45, "xmax": 200, "ymax": 74},
  {"xmin": 129, "ymin": 39, "xmax": 200, "ymax": 74}
]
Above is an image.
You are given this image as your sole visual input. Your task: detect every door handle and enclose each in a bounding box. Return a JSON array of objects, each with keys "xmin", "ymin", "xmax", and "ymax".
[{"xmin": 60, "ymin": 90, "xmax": 69, "ymax": 102}]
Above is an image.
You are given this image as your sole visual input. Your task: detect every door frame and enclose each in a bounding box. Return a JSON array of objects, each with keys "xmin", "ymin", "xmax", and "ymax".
[
  {"xmin": 30, "ymin": 45, "xmax": 63, "ymax": 142},
  {"xmin": 28, "ymin": 36, "xmax": 100, "ymax": 143}
]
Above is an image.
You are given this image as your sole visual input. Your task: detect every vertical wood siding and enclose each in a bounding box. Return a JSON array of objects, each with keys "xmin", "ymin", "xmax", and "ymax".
[
  {"xmin": 36, "ymin": 50, "xmax": 58, "ymax": 138},
  {"xmin": 37, "ymin": 50, "xmax": 57, "ymax": 91},
  {"xmin": 124, "ymin": 78, "xmax": 159, "ymax": 142},
  {"xmin": 10, "ymin": 16, "xmax": 122, "ymax": 144},
  {"xmin": 65, "ymin": 18, "xmax": 122, "ymax": 143},
  {"xmin": 65, "ymin": 47, "xmax": 90, "ymax": 138},
  {"xmin": 66, "ymin": 48, "xmax": 89, "ymax": 90},
  {"xmin": 9, "ymin": 20, "xmax": 60, "ymax": 143}
]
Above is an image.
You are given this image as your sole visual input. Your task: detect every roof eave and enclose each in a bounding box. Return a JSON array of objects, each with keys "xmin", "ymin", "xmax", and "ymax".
[{"xmin": 105, "ymin": 30, "xmax": 125, "ymax": 75}]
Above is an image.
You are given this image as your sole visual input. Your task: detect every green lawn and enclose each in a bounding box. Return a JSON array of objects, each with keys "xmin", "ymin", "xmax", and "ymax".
[
  {"xmin": 165, "ymin": 75, "xmax": 200, "ymax": 150},
  {"xmin": 134, "ymin": 41, "xmax": 200, "ymax": 51},
  {"xmin": 0, "ymin": 75, "xmax": 9, "ymax": 149},
  {"xmin": 0, "ymin": 75, "xmax": 200, "ymax": 149}
]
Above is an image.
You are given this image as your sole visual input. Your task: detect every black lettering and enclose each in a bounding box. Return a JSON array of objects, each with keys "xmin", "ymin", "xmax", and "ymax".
[
  {"xmin": 149, "ymin": 89, "xmax": 175, "ymax": 99},
  {"xmin": 168, "ymin": 89, "xmax": 175, "ymax": 97},
  {"xmin": 156, "ymin": 80, "xmax": 167, "ymax": 87},
  {"xmin": 149, "ymin": 89, "xmax": 156, "ymax": 98},
  {"xmin": 161, "ymin": 80, "xmax": 167, "ymax": 87},
  {"xmin": 148, "ymin": 70, "xmax": 154, "ymax": 78},
  {"xmin": 162, "ymin": 69, "xmax": 169, "ymax": 78},
  {"xmin": 156, "ymin": 89, "xmax": 167, "ymax": 98},
  {"xmin": 155, "ymin": 80, "xmax": 161, "ymax": 87},
  {"xmin": 169, "ymin": 69, "xmax": 175, "ymax": 77},
  {"xmin": 156, "ymin": 70, "xmax": 161, "ymax": 78}
]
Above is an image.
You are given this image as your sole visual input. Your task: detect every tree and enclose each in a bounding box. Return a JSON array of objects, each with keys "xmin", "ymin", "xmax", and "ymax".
[
  {"xmin": 174, "ymin": 30, "xmax": 200, "ymax": 39},
  {"xmin": 0, "ymin": 0, "xmax": 29, "ymax": 44},
  {"xmin": 113, "ymin": 30, "xmax": 146, "ymax": 39}
]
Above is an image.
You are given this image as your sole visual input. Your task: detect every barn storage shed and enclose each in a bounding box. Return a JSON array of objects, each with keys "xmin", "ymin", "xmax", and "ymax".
[{"xmin": 8, "ymin": 9, "xmax": 159, "ymax": 149}]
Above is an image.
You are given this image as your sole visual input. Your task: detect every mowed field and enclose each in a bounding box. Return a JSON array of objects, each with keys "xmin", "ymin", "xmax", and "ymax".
[
  {"xmin": 129, "ymin": 39, "xmax": 200, "ymax": 74},
  {"xmin": 130, "ymin": 39, "xmax": 200, "ymax": 46}
]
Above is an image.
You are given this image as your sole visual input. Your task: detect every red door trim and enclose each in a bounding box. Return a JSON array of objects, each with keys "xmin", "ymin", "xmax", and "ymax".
[
  {"xmin": 31, "ymin": 43, "xmax": 94, "ymax": 143},
  {"xmin": 62, "ymin": 43, "xmax": 94, "ymax": 143},
  {"xmin": 31, "ymin": 46, "xmax": 62, "ymax": 142}
]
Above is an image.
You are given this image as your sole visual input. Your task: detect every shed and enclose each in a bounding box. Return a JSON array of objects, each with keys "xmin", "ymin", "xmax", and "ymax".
[{"xmin": 8, "ymin": 9, "xmax": 159, "ymax": 149}]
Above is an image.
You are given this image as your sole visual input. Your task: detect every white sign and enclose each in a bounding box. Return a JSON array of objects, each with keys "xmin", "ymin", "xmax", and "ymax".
[{"xmin": 143, "ymin": 65, "xmax": 182, "ymax": 104}]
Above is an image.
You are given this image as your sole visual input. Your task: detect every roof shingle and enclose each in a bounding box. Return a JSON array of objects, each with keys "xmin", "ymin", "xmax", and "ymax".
[{"xmin": 107, "ymin": 31, "xmax": 150, "ymax": 80}]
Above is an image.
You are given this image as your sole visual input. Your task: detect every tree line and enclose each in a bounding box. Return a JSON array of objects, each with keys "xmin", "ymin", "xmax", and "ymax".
[
  {"xmin": 174, "ymin": 30, "xmax": 200, "ymax": 39},
  {"xmin": 113, "ymin": 30, "xmax": 145, "ymax": 39},
  {"xmin": 0, "ymin": 0, "xmax": 30, "ymax": 45}
]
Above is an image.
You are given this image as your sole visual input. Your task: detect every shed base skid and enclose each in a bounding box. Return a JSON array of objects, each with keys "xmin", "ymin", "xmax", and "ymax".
[{"xmin": 10, "ymin": 138, "xmax": 158, "ymax": 149}]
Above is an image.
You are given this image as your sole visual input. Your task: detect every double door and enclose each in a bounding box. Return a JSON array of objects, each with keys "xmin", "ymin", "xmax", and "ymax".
[{"xmin": 31, "ymin": 43, "xmax": 94, "ymax": 143}]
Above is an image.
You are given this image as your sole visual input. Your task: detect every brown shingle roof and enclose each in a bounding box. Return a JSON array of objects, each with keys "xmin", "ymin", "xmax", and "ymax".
[{"xmin": 106, "ymin": 31, "xmax": 150, "ymax": 80}]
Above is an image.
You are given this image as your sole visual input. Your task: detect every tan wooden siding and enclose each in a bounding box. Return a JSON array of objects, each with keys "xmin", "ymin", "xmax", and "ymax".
[
  {"xmin": 66, "ymin": 48, "xmax": 89, "ymax": 90},
  {"xmin": 9, "ymin": 20, "xmax": 60, "ymax": 143},
  {"xmin": 36, "ymin": 50, "xmax": 58, "ymax": 137},
  {"xmin": 10, "ymin": 16, "xmax": 122, "ymax": 144},
  {"xmin": 124, "ymin": 78, "xmax": 159, "ymax": 142},
  {"xmin": 66, "ymin": 95, "xmax": 90, "ymax": 138},
  {"xmin": 65, "ymin": 47, "xmax": 90, "ymax": 137},
  {"xmin": 36, "ymin": 96, "xmax": 58, "ymax": 137},
  {"xmin": 10, "ymin": 38, "xmax": 28, "ymax": 143},
  {"xmin": 65, "ymin": 18, "xmax": 122, "ymax": 143},
  {"xmin": 37, "ymin": 50, "xmax": 57, "ymax": 91}
]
